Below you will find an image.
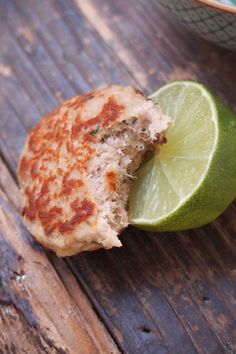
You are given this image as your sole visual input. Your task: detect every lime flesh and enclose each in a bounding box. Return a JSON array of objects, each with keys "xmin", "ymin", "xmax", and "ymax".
[{"xmin": 129, "ymin": 81, "xmax": 236, "ymax": 231}]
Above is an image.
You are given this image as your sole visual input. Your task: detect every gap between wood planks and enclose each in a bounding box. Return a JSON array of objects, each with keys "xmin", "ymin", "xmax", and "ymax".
[{"xmin": 0, "ymin": 155, "xmax": 120, "ymax": 353}]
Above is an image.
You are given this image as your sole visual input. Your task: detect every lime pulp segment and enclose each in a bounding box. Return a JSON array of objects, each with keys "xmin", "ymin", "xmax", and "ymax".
[{"xmin": 129, "ymin": 81, "xmax": 217, "ymax": 224}]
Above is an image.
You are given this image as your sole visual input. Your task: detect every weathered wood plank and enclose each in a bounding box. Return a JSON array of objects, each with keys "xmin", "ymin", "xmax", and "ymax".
[
  {"xmin": 0, "ymin": 306, "xmax": 42, "ymax": 354},
  {"xmin": 68, "ymin": 228, "xmax": 236, "ymax": 353},
  {"xmin": 0, "ymin": 97, "xmax": 26, "ymax": 173},
  {"xmin": 0, "ymin": 158, "xmax": 119, "ymax": 353},
  {"xmin": 0, "ymin": 156, "xmax": 22, "ymax": 212},
  {"xmin": 145, "ymin": 0, "xmax": 236, "ymax": 105}
]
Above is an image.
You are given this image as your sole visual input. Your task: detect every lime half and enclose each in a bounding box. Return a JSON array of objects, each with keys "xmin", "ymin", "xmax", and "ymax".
[{"xmin": 129, "ymin": 81, "xmax": 236, "ymax": 231}]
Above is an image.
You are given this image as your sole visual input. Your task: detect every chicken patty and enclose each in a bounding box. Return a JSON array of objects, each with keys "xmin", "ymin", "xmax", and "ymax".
[{"xmin": 18, "ymin": 85, "xmax": 170, "ymax": 256}]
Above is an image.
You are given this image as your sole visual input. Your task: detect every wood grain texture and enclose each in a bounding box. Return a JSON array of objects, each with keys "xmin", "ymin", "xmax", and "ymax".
[
  {"xmin": 0, "ymin": 0, "xmax": 236, "ymax": 353},
  {"xmin": 0, "ymin": 164, "xmax": 118, "ymax": 353}
]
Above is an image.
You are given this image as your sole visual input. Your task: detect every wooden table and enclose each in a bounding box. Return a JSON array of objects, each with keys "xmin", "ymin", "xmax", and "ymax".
[{"xmin": 0, "ymin": 0, "xmax": 236, "ymax": 353}]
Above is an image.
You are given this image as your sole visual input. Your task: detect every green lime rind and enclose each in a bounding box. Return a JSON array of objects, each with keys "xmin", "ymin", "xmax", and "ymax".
[{"xmin": 129, "ymin": 81, "xmax": 236, "ymax": 231}]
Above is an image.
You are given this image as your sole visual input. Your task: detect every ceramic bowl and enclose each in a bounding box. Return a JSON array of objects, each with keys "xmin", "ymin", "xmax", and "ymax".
[{"xmin": 159, "ymin": 0, "xmax": 236, "ymax": 50}]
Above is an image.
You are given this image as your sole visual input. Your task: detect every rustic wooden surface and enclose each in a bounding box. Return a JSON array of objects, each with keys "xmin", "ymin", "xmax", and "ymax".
[{"xmin": 0, "ymin": 0, "xmax": 236, "ymax": 353}]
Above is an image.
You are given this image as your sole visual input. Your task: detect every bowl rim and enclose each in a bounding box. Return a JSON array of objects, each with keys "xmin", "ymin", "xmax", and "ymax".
[{"xmin": 197, "ymin": 0, "xmax": 236, "ymax": 15}]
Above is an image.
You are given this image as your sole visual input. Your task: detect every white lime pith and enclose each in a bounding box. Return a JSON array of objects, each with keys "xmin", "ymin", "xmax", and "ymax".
[{"xmin": 129, "ymin": 81, "xmax": 236, "ymax": 231}]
